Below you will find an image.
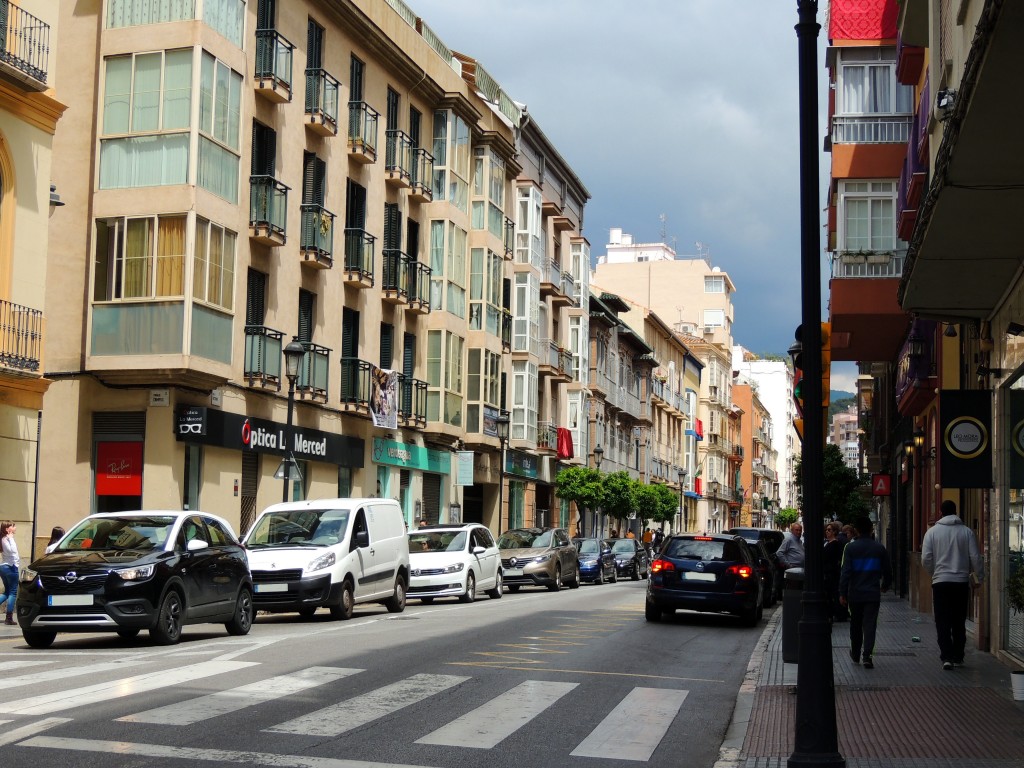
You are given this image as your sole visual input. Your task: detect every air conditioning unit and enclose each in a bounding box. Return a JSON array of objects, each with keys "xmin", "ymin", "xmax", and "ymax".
[{"xmin": 703, "ymin": 325, "xmax": 714, "ymax": 335}]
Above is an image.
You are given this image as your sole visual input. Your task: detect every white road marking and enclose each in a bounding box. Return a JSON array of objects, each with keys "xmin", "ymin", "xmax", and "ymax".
[
  {"xmin": 3, "ymin": 659, "xmax": 151, "ymax": 691},
  {"xmin": 416, "ymin": 679, "xmax": 578, "ymax": 748},
  {"xmin": 118, "ymin": 666, "xmax": 361, "ymax": 725},
  {"xmin": 19, "ymin": 736, "xmax": 441, "ymax": 768},
  {"xmin": 268, "ymin": 673, "xmax": 469, "ymax": 737},
  {"xmin": 0, "ymin": 660, "xmax": 51, "ymax": 672},
  {"xmin": 0, "ymin": 717, "xmax": 70, "ymax": 746},
  {"xmin": 0, "ymin": 660, "xmax": 257, "ymax": 716},
  {"xmin": 570, "ymin": 687, "xmax": 688, "ymax": 761}
]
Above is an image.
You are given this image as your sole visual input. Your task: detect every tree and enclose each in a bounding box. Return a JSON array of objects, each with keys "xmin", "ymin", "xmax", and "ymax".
[
  {"xmin": 793, "ymin": 443, "xmax": 869, "ymax": 523},
  {"xmin": 601, "ymin": 471, "xmax": 638, "ymax": 531},
  {"xmin": 776, "ymin": 507, "xmax": 799, "ymax": 528},
  {"xmin": 554, "ymin": 466, "xmax": 604, "ymax": 536},
  {"xmin": 634, "ymin": 482, "xmax": 678, "ymax": 527}
]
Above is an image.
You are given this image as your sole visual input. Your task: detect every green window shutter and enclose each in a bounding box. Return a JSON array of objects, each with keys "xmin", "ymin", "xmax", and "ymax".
[
  {"xmin": 298, "ymin": 289, "xmax": 314, "ymax": 343},
  {"xmin": 380, "ymin": 323, "xmax": 393, "ymax": 370},
  {"xmin": 403, "ymin": 332, "xmax": 415, "ymax": 377},
  {"xmin": 245, "ymin": 269, "xmax": 266, "ymax": 325},
  {"xmin": 342, "ymin": 307, "xmax": 359, "ymax": 358}
]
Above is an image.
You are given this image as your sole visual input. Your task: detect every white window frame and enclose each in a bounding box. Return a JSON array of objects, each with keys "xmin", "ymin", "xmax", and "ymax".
[
  {"xmin": 836, "ymin": 47, "xmax": 913, "ymax": 116},
  {"xmin": 837, "ymin": 180, "xmax": 898, "ymax": 253}
]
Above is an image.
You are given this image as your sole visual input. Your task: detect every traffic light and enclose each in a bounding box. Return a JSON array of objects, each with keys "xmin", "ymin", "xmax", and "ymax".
[
  {"xmin": 790, "ymin": 327, "xmax": 804, "ymax": 440},
  {"xmin": 820, "ymin": 321, "xmax": 831, "ymax": 407}
]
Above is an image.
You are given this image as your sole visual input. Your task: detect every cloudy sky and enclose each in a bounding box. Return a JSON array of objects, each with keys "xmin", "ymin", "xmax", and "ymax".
[{"xmin": 410, "ymin": 0, "xmax": 857, "ymax": 394}]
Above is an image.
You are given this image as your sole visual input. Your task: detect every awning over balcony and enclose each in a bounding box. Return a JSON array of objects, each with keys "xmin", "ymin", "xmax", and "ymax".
[{"xmin": 899, "ymin": 2, "xmax": 1024, "ymax": 319}]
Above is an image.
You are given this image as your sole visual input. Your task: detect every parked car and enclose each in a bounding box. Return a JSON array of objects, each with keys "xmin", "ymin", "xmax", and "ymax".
[
  {"xmin": 646, "ymin": 533, "xmax": 763, "ymax": 626},
  {"xmin": 497, "ymin": 527, "xmax": 580, "ymax": 591},
  {"xmin": 408, "ymin": 524, "xmax": 502, "ymax": 603},
  {"xmin": 735, "ymin": 536, "xmax": 778, "ymax": 608},
  {"xmin": 573, "ymin": 538, "xmax": 617, "ymax": 584},
  {"xmin": 243, "ymin": 498, "xmax": 409, "ymax": 620},
  {"xmin": 16, "ymin": 511, "xmax": 253, "ymax": 648},
  {"xmin": 609, "ymin": 538, "xmax": 650, "ymax": 580},
  {"xmin": 724, "ymin": 527, "xmax": 785, "ymax": 558}
]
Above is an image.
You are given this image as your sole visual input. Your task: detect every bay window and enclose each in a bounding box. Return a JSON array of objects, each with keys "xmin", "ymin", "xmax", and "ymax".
[
  {"xmin": 466, "ymin": 348, "xmax": 501, "ymax": 433},
  {"xmin": 193, "ymin": 218, "xmax": 236, "ymax": 311},
  {"xmin": 512, "ymin": 360, "xmax": 538, "ymax": 443},
  {"xmin": 839, "ymin": 180, "xmax": 898, "ymax": 252},
  {"xmin": 469, "ymin": 248, "xmax": 502, "ymax": 336},
  {"xmin": 429, "ymin": 220, "xmax": 467, "ymax": 318},
  {"xmin": 198, "ymin": 52, "xmax": 242, "ymax": 202},
  {"xmin": 94, "ymin": 214, "xmax": 187, "ymax": 301},
  {"xmin": 427, "ymin": 330, "xmax": 464, "ymax": 427}
]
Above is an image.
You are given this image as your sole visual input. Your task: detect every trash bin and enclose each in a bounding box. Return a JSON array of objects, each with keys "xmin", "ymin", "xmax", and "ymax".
[{"xmin": 782, "ymin": 567, "xmax": 805, "ymax": 664}]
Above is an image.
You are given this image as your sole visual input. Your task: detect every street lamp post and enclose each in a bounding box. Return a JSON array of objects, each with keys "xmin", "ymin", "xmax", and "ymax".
[
  {"xmin": 281, "ymin": 336, "xmax": 305, "ymax": 503},
  {"xmin": 710, "ymin": 479, "xmax": 720, "ymax": 533},
  {"xmin": 593, "ymin": 444, "xmax": 604, "ymax": 537},
  {"xmin": 495, "ymin": 412, "xmax": 510, "ymax": 533},
  {"xmin": 676, "ymin": 467, "xmax": 687, "ymax": 532}
]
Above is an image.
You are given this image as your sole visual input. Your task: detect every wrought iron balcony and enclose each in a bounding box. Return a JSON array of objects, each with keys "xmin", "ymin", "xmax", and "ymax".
[
  {"xmin": 343, "ymin": 228, "xmax": 375, "ymax": 287},
  {"xmin": 340, "ymin": 357, "xmax": 372, "ymax": 409},
  {"xmin": 300, "ymin": 204, "xmax": 334, "ymax": 268},
  {"xmin": 409, "ymin": 148, "xmax": 434, "ymax": 202},
  {"xmin": 385, "ymin": 129, "xmax": 413, "ymax": 187},
  {"xmin": 382, "ymin": 249, "xmax": 411, "ymax": 303},
  {"xmin": 0, "ymin": 299, "xmax": 43, "ymax": 374},
  {"xmin": 249, "ymin": 176, "xmax": 289, "ymax": 246},
  {"xmin": 243, "ymin": 325, "xmax": 283, "ymax": 389},
  {"xmin": 537, "ymin": 421, "xmax": 558, "ymax": 453},
  {"xmin": 398, "ymin": 373, "xmax": 427, "ymax": 427},
  {"xmin": 254, "ymin": 28, "xmax": 293, "ymax": 102},
  {"xmin": 0, "ymin": 1, "xmax": 50, "ymax": 89},
  {"xmin": 504, "ymin": 217, "xmax": 515, "ymax": 259},
  {"xmin": 297, "ymin": 342, "xmax": 330, "ymax": 401},
  {"xmin": 408, "ymin": 260, "xmax": 431, "ymax": 314},
  {"xmin": 305, "ymin": 68, "xmax": 339, "ymax": 136},
  {"xmin": 348, "ymin": 101, "xmax": 379, "ymax": 163}
]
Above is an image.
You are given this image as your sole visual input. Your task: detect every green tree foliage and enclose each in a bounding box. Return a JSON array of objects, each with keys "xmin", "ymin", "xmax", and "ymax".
[
  {"xmin": 554, "ymin": 466, "xmax": 604, "ymax": 517},
  {"xmin": 634, "ymin": 482, "xmax": 679, "ymax": 526},
  {"xmin": 601, "ymin": 471, "xmax": 638, "ymax": 526},
  {"xmin": 793, "ymin": 443, "xmax": 868, "ymax": 522},
  {"xmin": 776, "ymin": 507, "xmax": 799, "ymax": 528}
]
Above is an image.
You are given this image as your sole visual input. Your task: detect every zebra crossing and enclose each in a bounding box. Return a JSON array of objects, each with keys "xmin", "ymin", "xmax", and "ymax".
[{"xmin": 0, "ymin": 657, "xmax": 696, "ymax": 764}]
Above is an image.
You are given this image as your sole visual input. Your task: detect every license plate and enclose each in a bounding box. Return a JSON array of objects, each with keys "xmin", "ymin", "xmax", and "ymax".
[
  {"xmin": 683, "ymin": 572, "xmax": 716, "ymax": 582},
  {"xmin": 48, "ymin": 594, "xmax": 93, "ymax": 607},
  {"xmin": 505, "ymin": 568, "xmax": 522, "ymax": 577},
  {"xmin": 255, "ymin": 583, "xmax": 288, "ymax": 593}
]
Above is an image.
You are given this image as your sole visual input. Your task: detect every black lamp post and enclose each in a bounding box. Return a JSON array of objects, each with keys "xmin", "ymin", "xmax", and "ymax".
[
  {"xmin": 593, "ymin": 444, "xmax": 604, "ymax": 537},
  {"xmin": 791, "ymin": 1, "xmax": 843, "ymax": 765},
  {"xmin": 280, "ymin": 336, "xmax": 306, "ymax": 502},
  {"xmin": 495, "ymin": 412, "xmax": 510, "ymax": 533},
  {"xmin": 676, "ymin": 467, "xmax": 687, "ymax": 532},
  {"xmin": 710, "ymin": 479, "xmax": 720, "ymax": 533}
]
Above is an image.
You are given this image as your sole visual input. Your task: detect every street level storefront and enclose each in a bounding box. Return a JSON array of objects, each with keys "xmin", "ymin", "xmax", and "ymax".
[
  {"xmin": 371, "ymin": 437, "xmax": 451, "ymax": 527},
  {"xmin": 176, "ymin": 406, "xmax": 364, "ymax": 532},
  {"xmin": 504, "ymin": 449, "xmax": 538, "ymax": 531}
]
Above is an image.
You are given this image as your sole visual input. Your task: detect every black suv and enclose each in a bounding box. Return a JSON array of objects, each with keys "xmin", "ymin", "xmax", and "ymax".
[
  {"xmin": 646, "ymin": 533, "xmax": 763, "ymax": 626},
  {"xmin": 17, "ymin": 511, "xmax": 253, "ymax": 648}
]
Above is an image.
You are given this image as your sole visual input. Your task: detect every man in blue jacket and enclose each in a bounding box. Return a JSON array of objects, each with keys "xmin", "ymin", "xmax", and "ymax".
[{"xmin": 839, "ymin": 516, "xmax": 892, "ymax": 669}]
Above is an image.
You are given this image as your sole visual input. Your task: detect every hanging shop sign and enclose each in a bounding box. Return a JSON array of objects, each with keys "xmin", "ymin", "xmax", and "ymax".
[
  {"xmin": 505, "ymin": 449, "xmax": 538, "ymax": 479},
  {"xmin": 939, "ymin": 389, "xmax": 992, "ymax": 488},
  {"xmin": 371, "ymin": 437, "xmax": 451, "ymax": 474},
  {"xmin": 455, "ymin": 451, "xmax": 475, "ymax": 486},
  {"xmin": 1007, "ymin": 390, "xmax": 1024, "ymax": 487}
]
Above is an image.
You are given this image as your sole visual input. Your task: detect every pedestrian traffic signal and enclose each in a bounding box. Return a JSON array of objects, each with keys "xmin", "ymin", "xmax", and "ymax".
[{"xmin": 821, "ymin": 321, "xmax": 831, "ymax": 407}]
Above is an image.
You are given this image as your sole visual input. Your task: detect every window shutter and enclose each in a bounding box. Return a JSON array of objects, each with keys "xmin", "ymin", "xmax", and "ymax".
[
  {"xmin": 409, "ymin": 107, "xmax": 421, "ymax": 148},
  {"xmin": 500, "ymin": 371, "xmax": 507, "ymax": 410},
  {"xmin": 346, "ymin": 180, "xmax": 366, "ymax": 229},
  {"xmin": 406, "ymin": 219, "xmax": 419, "ymax": 260},
  {"xmin": 251, "ymin": 122, "xmax": 275, "ymax": 176},
  {"xmin": 342, "ymin": 307, "xmax": 359, "ymax": 358},
  {"xmin": 386, "ymin": 88, "xmax": 400, "ymax": 130},
  {"xmin": 314, "ymin": 158, "xmax": 326, "ymax": 206},
  {"xmin": 502, "ymin": 277, "xmax": 511, "ymax": 310},
  {"xmin": 245, "ymin": 269, "xmax": 266, "ymax": 325},
  {"xmin": 298, "ymin": 289, "xmax": 314, "ymax": 343},
  {"xmin": 302, "ymin": 151, "xmax": 315, "ymax": 204},
  {"xmin": 307, "ymin": 19, "xmax": 323, "ymax": 69},
  {"xmin": 422, "ymin": 473, "xmax": 441, "ymax": 525},
  {"xmin": 380, "ymin": 323, "xmax": 394, "ymax": 370},
  {"xmin": 349, "ymin": 55, "xmax": 364, "ymax": 101},
  {"xmin": 403, "ymin": 332, "xmax": 415, "ymax": 377},
  {"xmin": 384, "ymin": 203, "xmax": 401, "ymax": 251},
  {"xmin": 256, "ymin": 0, "xmax": 275, "ymax": 29}
]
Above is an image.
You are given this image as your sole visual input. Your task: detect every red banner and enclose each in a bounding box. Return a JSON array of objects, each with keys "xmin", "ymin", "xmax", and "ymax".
[
  {"xmin": 828, "ymin": 0, "xmax": 897, "ymax": 41},
  {"xmin": 96, "ymin": 441, "xmax": 143, "ymax": 496}
]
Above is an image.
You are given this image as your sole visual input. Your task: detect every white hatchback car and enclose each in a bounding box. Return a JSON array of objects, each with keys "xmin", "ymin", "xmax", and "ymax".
[{"xmin": 408, "ymin": 524, "xmax": 502, "ymax": 603}]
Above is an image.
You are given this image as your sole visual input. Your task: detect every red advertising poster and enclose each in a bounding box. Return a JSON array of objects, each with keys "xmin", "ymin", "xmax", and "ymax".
[{"xmin": 96, "ymin": 441, "xmax": 143, "ymax": 496}]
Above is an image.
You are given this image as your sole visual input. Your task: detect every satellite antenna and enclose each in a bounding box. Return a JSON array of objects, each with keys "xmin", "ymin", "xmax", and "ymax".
[{"xmin": 659, "ymin": 213, "xmax": 667, "ymax": 243}]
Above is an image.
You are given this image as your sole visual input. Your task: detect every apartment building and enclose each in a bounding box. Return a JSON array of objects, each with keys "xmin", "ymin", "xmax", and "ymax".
[
  {"xmin": 36, "ymin": 0, "xmax": 585, "ymax": 544},
  {"xmin": 0, "ymin": 0, "xmax": 63, "ymax": 556},
  {"xmin": 829, "ymin": 406, "xmax": 859, "ymax": 471},
  {"xmin": 732, "ymin": 379, "xmax": 779, "ymax": 529}
]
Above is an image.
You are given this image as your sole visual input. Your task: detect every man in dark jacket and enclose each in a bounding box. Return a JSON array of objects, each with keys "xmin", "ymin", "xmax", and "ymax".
[{"xmin": 839, "ymin": 516, "xmax": 892, "ymax": 669}]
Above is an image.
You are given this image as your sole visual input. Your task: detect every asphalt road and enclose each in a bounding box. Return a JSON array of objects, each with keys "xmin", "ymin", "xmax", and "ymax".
[{"xmin": 0, "ymin": 578, "xmax": 770, "ymax": 768}]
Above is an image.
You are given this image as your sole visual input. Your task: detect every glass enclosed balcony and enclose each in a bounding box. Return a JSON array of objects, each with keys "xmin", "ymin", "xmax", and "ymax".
[
  {"xmin": 344, "ymin": 228, "xmax": 375, "ymax": 287},
  {"xmin": 300, "ymin": 204, "xmax": 334, "ymax": 268},
  {"xmin": 297, "ymin": 342, "xmax": 330, "ymax": 401},
  {"xmin": 304, "ymin": 68, "xmax": 339, "ymax": 136},
  {"xmin": 385, "ymin": 129, "xmax": 413, "ymax": 187},
  {"xmin": 409, "ymin": 148, "xmax": 434, "ymax": 202},
  {"xmin": 348, "ymin": 101, "xmax": 379, "ymax": 163}
]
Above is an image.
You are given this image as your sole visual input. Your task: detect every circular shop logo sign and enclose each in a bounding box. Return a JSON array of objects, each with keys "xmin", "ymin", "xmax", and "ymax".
[
  {"xmin": 1013, "ymin": 419, "xmax": 1024, "ymax": 459},
  {"xmin": 944, "ymin": 416, "xmax": 988, "ymax": 460}
]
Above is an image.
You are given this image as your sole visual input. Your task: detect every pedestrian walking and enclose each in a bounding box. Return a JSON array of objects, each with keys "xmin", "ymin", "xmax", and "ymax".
[
  {"xmin": 823, "ymin": 521, "xmax": 846, "ymax": 623},
  {"xmin": 44, "ymin": 526, "xmax": 66, "ymax": 555},
  {"xmin": 839, "ymin": 516, "xmax": 892, "ymax": 669},
  {"xmin": 921, "ymin": 499, "xmax": 983, "ymax": 670},
  {"xmin": 774, "ymin": 522, "xmax": 804, "ymax": 600},
  {"xmin": 652, "ymin": 529, "xmax": 664, "ymax": 554},
  {"xmin": 0, "ymin": 520, "xmax": 21, "ymax": 625}
]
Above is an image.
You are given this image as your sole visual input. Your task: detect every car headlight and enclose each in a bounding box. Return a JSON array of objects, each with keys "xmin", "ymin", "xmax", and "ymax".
[
  {"xmin": 20, "ymin": 568, "xmax": 37, "ymax": 584},
  {"xmin": 115, "ymin": 564, "xmax": 155, "ymax": 581},
  {"xmin": 580, "ymin": 558, "xmax": 597, "ymax": 566},
  {"xmin": 442, "ymin": 562, "xmax": 465, "ymax": 574},
  {"xmin": 533, "ymin": 553, "xmax": 553, "ymax": 563},
  {"xmin": 307, "ymin": 551, "xmax": 336, "ymax": 573}
]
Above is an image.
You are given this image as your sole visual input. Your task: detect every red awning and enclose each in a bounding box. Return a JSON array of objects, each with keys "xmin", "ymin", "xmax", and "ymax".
[{"xmin": 829, "ymin": 0, "xmax": 897, "ymax": 41}]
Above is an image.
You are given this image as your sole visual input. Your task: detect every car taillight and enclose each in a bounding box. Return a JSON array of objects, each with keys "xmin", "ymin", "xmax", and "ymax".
[
  {"xmin": 727, "ymin": 564, "xmax": 753, "ymax": 579},
  {"xmin": 651, "ymin": 558, "xmax": 675, "ymax": 574}
]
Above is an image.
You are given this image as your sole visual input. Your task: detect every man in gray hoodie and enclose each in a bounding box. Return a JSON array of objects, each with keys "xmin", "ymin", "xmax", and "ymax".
[{"xmin": 921, "ymin": 500, "xmax": 983, "ymax": 670}]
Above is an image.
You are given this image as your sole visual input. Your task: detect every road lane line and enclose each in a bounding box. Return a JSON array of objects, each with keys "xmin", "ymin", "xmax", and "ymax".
[
  {"xmin": 268, "ymin": 673, "xmax": 469, "ymax": 737},
  {"xmin": 447, "ymin": 662, "xmax": 723, "ymax": 682},
  {"xmin": 416, "ymin": 679, "xmax": 577, "ymax": 748},
  {"xmin": 18, "ymin": 736, "xmax": 441, "ymax": 767},
  {"xmin": 0, "ymin": 660, "xmax": 51, "ymax": 672},
  {"xmin": 3, "ymin": 659, "xmax": 152, "ymax": 691},
  {"xmin": 118, "ymin": 666, "xmax": 361, "ymax": 725},
  {"xmin": 0, "ymin": 660, "xmax": 257, "ymax": 716},
  {"xmin": 571, "ymin": 687, "xmax": 688, "ymax": 761},
  {"xmin": 0, "ymin": 717, "xmax": 70, "ymax": 746}
]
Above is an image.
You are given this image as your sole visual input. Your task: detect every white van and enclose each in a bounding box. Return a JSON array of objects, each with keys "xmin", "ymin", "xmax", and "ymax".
[{"xmin": 242, "ymin": 498, "xmax": 409, "ymax": 619}]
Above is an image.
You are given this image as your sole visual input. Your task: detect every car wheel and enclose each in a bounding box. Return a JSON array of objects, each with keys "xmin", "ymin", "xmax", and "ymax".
[
  {"xmin": 610, "ymin": 568, "xmax": 618, "ymax": 584},
  {"xmin": 644, "ymin": 601, "xmax": 663, "ymax": 622},
  {"xmin": 384, "ymin": 575, "xmax": 407, "ymax": 613},
  {"xmin": 487, "ymin": 570, "xmax": 503, "ymax": 599},
  {"xmin": 507, "ymin": 584, "xmax": 520, "ymax": 593},
  {"xmin": 298, "ymin": 607, "xmax": 317, "ymax": 618},
  {"xmin": 23, "ymin": 630, "xmax": 56, "ymax": 649},
  {"xmin": 150, "ymin": 590, "xmax": 184, "ymax": 645},
  {"xmin": 116, "ymin": 628, "xmax": 140, "ymax": 640},
  {"xmin": 632, "ymin": 562, "xmax": 641, "ymax": 581},
  {"xmin": 460, "ymin": 572, "xmax": 476, "ymax": 603},
  {"xmin": 568, "ymin": 564, "xmax": 581, "ymax": 589},
  {"xmin": 329, "ymin": 580, "xmax": 354, "ymax": 620},
  {"xmin": 595, "ymin": 567, "xmax": 604, "ymax": 585},
  {"xmin": 741, "ymin": 601, "xmax": 760, "ymax": 627},
  {"xmin": 547, "ymin": 565, "xmax": 562, "ymax": 592},
  {"xmin": 225, "ymin": 587, "xmax": 254, "ymax": 636}
]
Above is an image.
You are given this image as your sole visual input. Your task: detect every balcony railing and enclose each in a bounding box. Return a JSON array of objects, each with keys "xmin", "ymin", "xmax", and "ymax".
[
  {"xmin": 0, "ymin": 0, "xmax": 50, "ymax": 86},
  {"xmin": 254, "ymin": 29, "xmax": 293, "ymax": 99},
  {"xmin": 243, "ymin": 325, "xmax": 283, "ymax": 388},
  {"xmin": 398, "ymin": 373, "xmax": 427, "ymax": 426},
  {"xmin": 504, "ymin": 217, "xmax": 514, "ymax": 258},
  {"xmin": 344, "ymin": 228, "xmax": 376, "ymax": 284},
  {"xmin": 385, "ymin": 129, "xmax": 413, "ymax": 184},
  {"xmin": 348, "ymin": 101, "xmax": 379, "ymax": 160},
  {"xmin": 0, "ymin": 299, "xmax": 43, "ymax": 373},
  {"xmin": 831, "ymin": 115, "xmax": 912, "ymax": 144},
  {"xmin": 300, "ymin": 204, "xmax": 334, "ymax": 266},
  {"xmin": 383, "ymin": 249, "xmax": 411, "ymax": 300},
  {"xmin": 305, "ymin": 68, "xmax": 339, "ymax": 135},
  {"xmin": 559, "ymin": 347, "xmax": 573, "ymax": 377},
  {"xmin": 561, "ymin": 271, "xmax": 576, "ymax": 304},
  {"xmin": 831, "ymin": 247, "xmax": 906, "ymax": 279},
  {"xmin": 410, "ymin": 147, "xmax": 434, "ymax": 201},
  {"xmin": 249, "ymin": 176, "xmax": 289, "ymax": 241},
  {"xmin": 410, "ymin": 260, "xmax": 431, "ymax": 311},
  {"xmin": 538, "ymin": 421, "xmax": 558, "ymax": 452},
  {"xmin": 297, "ymin": 342, "xmax": 330, "ymax": 400},
  {"xmin": 340, "ymin": 357, "xmax": 373, "ymax": 408}
]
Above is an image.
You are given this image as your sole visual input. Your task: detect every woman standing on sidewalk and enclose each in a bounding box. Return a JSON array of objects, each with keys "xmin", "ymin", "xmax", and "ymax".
[{"xmin": 0, "ymin": 520, "xmax": 20, "ymax": 625}]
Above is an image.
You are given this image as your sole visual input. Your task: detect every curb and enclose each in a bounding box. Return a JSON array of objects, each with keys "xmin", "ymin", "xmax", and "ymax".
[{"xmin": 713, "ymin": 608, "xmax": 780, "ymax": 768}]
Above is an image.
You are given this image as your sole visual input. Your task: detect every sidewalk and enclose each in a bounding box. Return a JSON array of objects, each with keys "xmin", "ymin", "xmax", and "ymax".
[{"xmin": 719, "ymin": 594, "xmax": 1024, "ymax": 768}]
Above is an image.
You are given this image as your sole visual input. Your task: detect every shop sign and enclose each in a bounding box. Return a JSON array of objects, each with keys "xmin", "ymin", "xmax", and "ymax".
[
  {"xmin": 175, "ymin": 407, "xmax": 363, "ymax": 467},
  {"xmin": 372, "ymin": 437, "xmax": 451, "ymax": 474},
  {"xmin": 505, "ymin": 449, "xmax": 538, "ymax": 479},
  {"xmin": 455, "ymin": 451, "xmax": 474, "ymax": 486},
  {"xmin": 482, "ymin": 405, "xmax": 500, "ymax": 438},
  {"xmin": 96, "ymin": 441, "xmax": 143, "ymax": 496},
  {"xmin": 939, "ymin": 390, "xmax": 992, "ymax": 488}
]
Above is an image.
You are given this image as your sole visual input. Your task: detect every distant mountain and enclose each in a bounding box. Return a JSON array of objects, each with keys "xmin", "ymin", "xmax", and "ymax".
[{"xmin": 831, "ymin": 390, "xmax": 854, "ymax": 402}]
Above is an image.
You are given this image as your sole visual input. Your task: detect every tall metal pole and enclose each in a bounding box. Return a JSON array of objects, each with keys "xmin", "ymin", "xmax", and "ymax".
[
  {"xmin": 498, "ymin": 441, "xmax": 505, "ymax": 534},
  {"xmin": 282, "ymin": 376, "xmax": 296, "ymax": 503},
  {"xmin": 790, "ymin": 2, "xmax": 843, "ymax": 766}
]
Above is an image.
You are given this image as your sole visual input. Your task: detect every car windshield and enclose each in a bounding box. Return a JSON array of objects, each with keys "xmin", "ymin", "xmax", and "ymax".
[
  {"xmin": 59, "ymin": 516, "xmax": 177, "ymax": 551},
  {"xmin": 611, "ymin": 540, "xmax": 636, "ymax": 554},
  {"xmin": 246, "ymin": 509, "xmax": 350, "ymax": 547},
  {"xmin": 577, "ymin": 539, "xmax": 601, "ymax": 555},
  {"xmin": 497, "ymin": 529, "xmax": 551, "ymax": 549},
  {"xmin": 408, "ymin": 531, "xmax": 467, "ymax": 553}
]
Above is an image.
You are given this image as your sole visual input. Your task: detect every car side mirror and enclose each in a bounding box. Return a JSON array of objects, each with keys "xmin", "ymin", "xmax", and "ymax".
[
  {"xmin": 354, "ymin": 530, "xmax": 370, "ymax": 549},
  {"xmin": 471, "ymin": 545, "xmax": 486, "ymax": 555},
  {"xmin": 186, "ymin": 539, "xmax": 209, "ymax": 552}
]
